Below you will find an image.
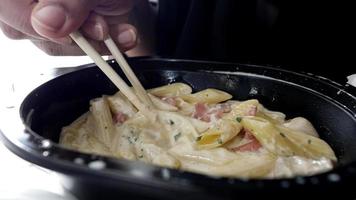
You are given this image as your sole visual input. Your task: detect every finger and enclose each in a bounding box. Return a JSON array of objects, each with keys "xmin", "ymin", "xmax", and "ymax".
[
  {"xmin": 94, "ymin": 0, "xmax": 134, "ymax": 16},
  {"xmin": 31, "ymin": 38, "xmax": 115, "ymax": 56},
  {"xmin": 0, "ymin": 21, "xmax": 28, "ymax": 40},
  {"xmin": 103, "ymin": 13, "xmax": 130, "ymax": 25},
  {"xmin": 31, "ymin": 0, "xmax": 98, "ymax": 39},
  {"xmin": 81, "ymin": 13, "xmax": 109, "ymax": 41},
  {"xmin": 31, "ymin": 0, "xmax": 134, "ymax": 39},
  {"xmin": 110, "ymin": 23, "xmax": 138, "ymax": 51},
  {"xmin": 81, "ymin": 13, "xmax": 138, "ymax": 51},
  {"xmin": 0, "ymin": 0, "xmax": 43, "ymax": 39}
]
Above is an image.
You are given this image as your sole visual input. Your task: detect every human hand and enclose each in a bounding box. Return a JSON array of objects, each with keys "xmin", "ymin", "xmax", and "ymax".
[{"xmin": 0, "ymin": 0, "xmax": 139, "ymax": 55}]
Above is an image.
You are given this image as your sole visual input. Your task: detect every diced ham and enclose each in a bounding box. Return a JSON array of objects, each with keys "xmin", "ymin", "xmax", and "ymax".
[
  {"xmin": 192, "ymin": 103, "xmax": 232, "ymax": 122},
  {"xmin": 192, "ymin": 103, "xmax": 210, "ymax": 122},
  {"xmin": 246, "ymin": 105, "xmax": 257, "ymax": 116},
  {"xmin": 113, "ymin": 112, "xmax": 128, "ymax": 124},
  {"xmin": 243, "ymin": 130, "xmax": 256, "ymax": 140},
  {"xmin": 161, "ymin": 97, "xmax": 177, "ymax": 107},
  {"xmin": 229, "ymin": 130, "xmax": 262, "ymax": 152}
]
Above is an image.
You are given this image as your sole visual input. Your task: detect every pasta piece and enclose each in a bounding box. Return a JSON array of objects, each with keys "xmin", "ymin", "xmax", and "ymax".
[
  {"xmin": 180, "ymin": 89, "xmax": 232, "ymax": 104},
  {"xmin": 196, "ymin": 119, "xmax": 242, "ymax": 149},
  {"xmin": 223, "ymin": 134, "xmax": 244, "ymax": 150},
  {"xmin": 148, "ymin": 93, "xmax": 178, "ymax": 111},
  {"xmin": 61, "ymin": 114, "xmax": 113, "ymax": 157},
  {"xmin": 225, "ymin": 130, "xmax": 262, "ymax": 152},
  {"xmin": 276, "ymin": 125, "xmax": 336, "ymax": 161},
  {"xmin": 241, "ymin": 117, "xmax": 337, "ymax": 161},
  {"xmin": 241, "ymin": 117, "xmax": 302, "ymax": 156},
  {"xmin": 107, "ymin": 92, "xmax": 137, "ymax": 118},
  {"xmin": 283, "ymin": 117, "xmax": 319, "ymax": 137},
  {"xmin": 170, "ymin": 137, "xmax": 276, "ymax": 178},
  {"xmin": 110, "ymin": 124, "xmax": 138, "ymax": 160},
  {"xmin": 90, "ymin": 97, "xmax": 115, "ymax": 147},
  {"xmin": 148, "ymin": 83, "xmax": 192, "ymax": 97},
  {"xmin": 257, "ymin": 104, "xmax": 286, "ymax": 124},
  {"xmin": 224, "ymin": 99, "xmax": 259, "ymax": 120},
  {"xmin": 60, "ymin": 112, "xmax": 89, "ymax": 145},
  {"xmin": 175, "ymin": 97, "xmax": 196, "ymax": 115},
  {"xmin": 158, "ymin": 111, "xmax": 200, "ymax": 145},
  {"xmin": 268, "ymin": 156, "xmax": 333, "ymax": 178},
  {"xmin": 135, "ymin": 143, "xmax": 180, "ymax": 168},
  {"xmin": 187, "ymin": 117, "xmax": 210, "ymax": 133}
]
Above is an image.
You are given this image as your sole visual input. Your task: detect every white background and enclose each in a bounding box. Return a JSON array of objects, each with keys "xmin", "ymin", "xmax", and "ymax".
[{"xmin": 0, "ymin": 31, "xmax": 81, "ymax": 200}]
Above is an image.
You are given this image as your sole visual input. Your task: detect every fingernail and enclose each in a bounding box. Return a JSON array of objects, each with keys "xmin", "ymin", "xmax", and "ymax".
[
  {"xmin": 93, "ymin": 23, "xmax": 104, "ymax": 40},
  {"xmin": 118, "ymin": 29, "xmax": 136, "ymax": 45},
  {"xmin": 32, "ymin": 5, "xmax": 66, "ymax": 32},
  {"xmin": 50, "ymin": 36, "xmax": 72, "ymax": 45}
]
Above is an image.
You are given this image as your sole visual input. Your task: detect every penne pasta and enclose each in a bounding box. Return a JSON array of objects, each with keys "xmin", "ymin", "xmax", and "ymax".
[
  {"xmin": 180, "ymin": 89, "xmax": 232, "ymax": 104},
  {"xmin": 90, "ymin": 97, "xmax": 115, "ymax": 146},
  {"xmin": 196, "ymin": 119, "xmax": 242, "ymax": 149},
  {"xmin": 60, "ymin": 83, "xmax": 336, "ymax": 179},
  {"xmin": 148, "ymin": 83, "xmax": 192, "ymax": 97}
]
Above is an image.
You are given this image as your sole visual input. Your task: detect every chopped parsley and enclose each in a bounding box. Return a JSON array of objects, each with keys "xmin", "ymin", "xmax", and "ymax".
[
  {"xmin": 174, "ymin": 132, "xmax": 182, "ymax": 141},
  {"xmin": 308, "ymin": 139, "xmax": 312, "ymax": 144},
  {"xmin": 127, "ymin": 137, "xmax": 133, "ymax": 144},
  {"xmin": 217, "ymin": 138, "xmax": 223, "ymax": 144},
  {"xmin": 280, "ymin": 132, "xmax": 286, "ymax": 138},
  {"xmin": 104, "ymin": 126, "xmax": 108, "ymax": 129},
  {"xmin": 126, "ymin": 136, "xmax": 138, "ymax": 144},
  {"xmin": 236, "ymin": 117, "xmax": 242, "ymax": 123},
  {"xmin": 138, "ymin": 155, "xmax": 144, "ymax": 158},
  {"xmin": 169, "ymin": 120, "xmax": 175, "ymax": 125}
]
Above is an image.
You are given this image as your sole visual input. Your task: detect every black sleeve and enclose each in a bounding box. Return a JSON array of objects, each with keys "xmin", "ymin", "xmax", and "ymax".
[{"xmin": 156, "ymin": 0, "xmax": 355, "ymax": 82}]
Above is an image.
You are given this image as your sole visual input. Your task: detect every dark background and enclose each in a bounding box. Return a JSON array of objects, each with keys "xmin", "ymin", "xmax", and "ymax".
[{"xmin": 156, "ymin": 0, "xmax": 355, "ymax": 83}]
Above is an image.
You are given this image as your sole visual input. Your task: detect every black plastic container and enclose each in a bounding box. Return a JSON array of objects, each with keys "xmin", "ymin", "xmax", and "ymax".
[{"xmin": 1, "ymin": 58, "xmax": 356, "ymax": 199}]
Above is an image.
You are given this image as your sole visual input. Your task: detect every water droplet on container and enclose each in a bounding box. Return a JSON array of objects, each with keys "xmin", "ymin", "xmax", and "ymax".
[
  {"xmin": 327, "ymin": 173, "xmax": 341, "ymax": 182},
  {"xmin": 88, "ymin": 160, "xmax": 106, "ymax": 170},
  {"xmin": 42, "ymin": 151, "xmax": 50, "ymax": 157},
  {"xmin": 41, "ymin": 139, "xmax": 52, "ymax": 149},
  {"xmin": 161, "ymin": 168, "xmax": 171, "ymax": 180},
  {"xmin": 74, "ymin": 158, "xmax": 85, "ymax": 165}
]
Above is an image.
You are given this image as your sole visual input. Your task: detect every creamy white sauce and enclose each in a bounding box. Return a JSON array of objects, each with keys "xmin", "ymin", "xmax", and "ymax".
[{"xmin": 268, "ymin": 156, "xmax": 333, "ymax": 178}]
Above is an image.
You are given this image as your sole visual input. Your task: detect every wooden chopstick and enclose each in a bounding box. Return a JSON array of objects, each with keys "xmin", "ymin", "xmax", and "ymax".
[
  {"xmin": 69, "ymin": 31, "xmax": 154, "ymax": 119},
  {"xmin": 104, "ymin": 36, "xmax": 154, "ymax": 108}
]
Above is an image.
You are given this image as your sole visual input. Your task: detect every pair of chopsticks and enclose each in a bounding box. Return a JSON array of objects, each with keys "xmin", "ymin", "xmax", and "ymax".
[{"xmin": 69, "ymin": 31, "xmax": 155, "ymax": 119}]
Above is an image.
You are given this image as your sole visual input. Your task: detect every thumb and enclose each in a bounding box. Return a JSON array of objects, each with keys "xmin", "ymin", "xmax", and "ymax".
[{"xmin": 31, "ymin": 0, "xmax": 98, "ymax": 39}]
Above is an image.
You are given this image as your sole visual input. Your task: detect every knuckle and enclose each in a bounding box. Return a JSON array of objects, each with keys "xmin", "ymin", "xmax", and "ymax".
[
  {"xmin": 33, "ymin": 41, "xmax": 64, "ymax": 56},
  {"xmin": 0, "ymin": 24, "xmax": 25, "ymax": 40},
  {"xmin": 96, "ymin": 0, "xmax": 134, "ymax": 15}
]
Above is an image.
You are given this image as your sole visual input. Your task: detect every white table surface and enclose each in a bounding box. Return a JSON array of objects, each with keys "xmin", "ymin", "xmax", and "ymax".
[{"xmin": 0, "ymin": 31, "xmax": 89, "ymax": 200}]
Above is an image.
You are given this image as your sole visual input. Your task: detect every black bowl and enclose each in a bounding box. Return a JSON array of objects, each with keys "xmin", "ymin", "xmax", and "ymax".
[{"xmin": 1, "ymin": 58, "xmax": 356, "ymax": 200}]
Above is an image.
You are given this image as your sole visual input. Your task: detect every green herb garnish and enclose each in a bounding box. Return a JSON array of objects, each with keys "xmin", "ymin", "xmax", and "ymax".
[
  {"xmin": 236, "ymin": 117, "xmax": 242, "ymax": 123},
  {"xmin": 280, "ymin": 132, "xmax": 286, "ymax": 138},
  {"xmin": 174, "ymin": 132, "xmax": 182, "ymax": 141}
]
